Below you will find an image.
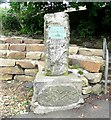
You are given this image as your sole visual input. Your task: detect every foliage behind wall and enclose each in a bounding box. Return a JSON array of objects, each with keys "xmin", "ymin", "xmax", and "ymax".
[{"xmin": 2, "ymin": 2, "xmax": 111, "ymax": 39}]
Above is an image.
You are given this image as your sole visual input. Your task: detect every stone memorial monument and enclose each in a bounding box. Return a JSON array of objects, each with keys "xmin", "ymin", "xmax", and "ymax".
[{"xmin": 31, "ymin": 12, "xmax": 84, "ymax": 114}]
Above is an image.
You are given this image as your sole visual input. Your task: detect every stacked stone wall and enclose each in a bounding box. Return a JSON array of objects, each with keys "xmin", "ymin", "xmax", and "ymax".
[
  {"xmin": 0, "ymin": 37, "xmax": 105, "ymax": 95},
  {"xmin": 0, "ymin": 37, "xmax": 44, "ymax": 81}
]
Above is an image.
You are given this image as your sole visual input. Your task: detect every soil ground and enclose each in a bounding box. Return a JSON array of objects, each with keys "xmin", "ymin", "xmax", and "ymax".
[{"xmin": 0, "ymin": 80, "xmax": 110, "ymax": 118}]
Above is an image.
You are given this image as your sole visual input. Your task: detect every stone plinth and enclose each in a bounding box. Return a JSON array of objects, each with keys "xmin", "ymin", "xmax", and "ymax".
[
  {"xmin": 31, "ymin": 71, "xmax": 84, "ymax": 114},
  {"xmin": 44, "ymin": 12, "xmax": 70, "ymax": 76}
]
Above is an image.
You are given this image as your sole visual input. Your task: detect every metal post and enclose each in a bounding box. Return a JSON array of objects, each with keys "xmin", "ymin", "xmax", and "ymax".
[
  {"xmin": 103, "ymin": 38, "xmax": 107, "ymax": 59},
  {"xmin": 104, "ymin": 48, "xmax": 109, "ymax": 94}
]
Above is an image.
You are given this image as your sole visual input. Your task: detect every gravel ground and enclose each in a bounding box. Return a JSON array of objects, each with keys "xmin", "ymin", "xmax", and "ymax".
[
  {"xmin": 0, "ymin": 80, "xmax": 33, "ymax": 117},
  {"xmin": 0, "ymin": 80, "xmax": 110, "ymax": 118}
]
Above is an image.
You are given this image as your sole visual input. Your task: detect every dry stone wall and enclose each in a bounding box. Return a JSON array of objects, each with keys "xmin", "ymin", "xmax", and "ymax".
[
  {"xmin": 0, "ymin": 36, "xmax": 105, "ymax": 95},
  {"xmin": 0, "ymin": 37, "xmax": 44, "ymax": 81}
]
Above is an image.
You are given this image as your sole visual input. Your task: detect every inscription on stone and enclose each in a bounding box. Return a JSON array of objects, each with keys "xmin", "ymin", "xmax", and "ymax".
[{"xmin": 38, "ymin": 86, "xmax": 79, "ymax": 107}]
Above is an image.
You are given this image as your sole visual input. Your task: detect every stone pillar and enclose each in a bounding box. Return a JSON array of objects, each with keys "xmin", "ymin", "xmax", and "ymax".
[
  {"xmin": 31, "ymin": 12, "xmax": 84, "ymax": 114},
  {"xmin": 44, "ymin": 12, "xmax": 70, "ymax": 76}
]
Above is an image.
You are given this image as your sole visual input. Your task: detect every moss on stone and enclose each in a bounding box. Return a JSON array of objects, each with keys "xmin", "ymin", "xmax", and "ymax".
[
  {"xmin": 45, "ymin": 69, "xmax": 52, "ymax": 76},
  {"xmin": 64, "ymin": 71, "xmax": 69, "ymax": 76},
  {"xmin": 69, "ymin": 64, "xmax": 81, "ymax": 69},
  {"xmin": 78, "ymin": 70, "xmax": 84, "ymax": 75}
]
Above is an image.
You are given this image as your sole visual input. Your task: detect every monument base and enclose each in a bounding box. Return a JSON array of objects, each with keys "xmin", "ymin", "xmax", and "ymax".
[{"xmin": 31, "ymin": 71, "xmax": 84, "ymax": 114}]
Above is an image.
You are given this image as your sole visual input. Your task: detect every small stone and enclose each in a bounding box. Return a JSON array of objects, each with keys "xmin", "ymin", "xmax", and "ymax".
[
  {"xmin": 16, "ymin": 61, "xmax": 35, "ymax": 69},
  {"xmin": 23, "ymin": 39, "xmax": 43, "ymax": 44},
  {"xmin": 0, "ymin": 50, "xmax": 7, "ymax": 58},
  {"xmin": 26, "ymin": 44, "xmax": 45, "ymax": 52},
  {"xmin": 9, "ymin": 44, "xmax": 25, "ymax": 51},
  {"xmin": 14, "ymin": 75, "xmax": 34, "ymax": 81},
  {"xmin": 7, "ymin": 80, "xmax": 12, "ymax": 83},
  {"xmin": 23, "ymin": 82, "xmax": 33, "ymax": 88},
  {"xmin": 25, "ymin": 69, "xmax": 38, "ymax": 76},
  {"xmin": 84, "ymin": 73, "xmax": 102, "ymax": 83},
  {"xmin": 0, "ymin": 58, "xmax": 15, "ymax": 67},
  {"xmin": 0, "ymin": 74, "xmax": 12, "ymax": 81},
  {"xmin": 40, "ymin": 52, "xmax": 45, "ymax": 61},
  {"xmin": 5, "ymin": 37, "xmax": 22, "ymax": 43},
  {"xmin": 82, "ymin": 86, "xmax": 92, "ymax": 94},
  {"xmin": 26, "ymin": 52, "xmax": 42, "ymax": 60},
  {"xmin": 0, "ymin": 44, "xmax": 9, "ymax": 50},
  {"xmin": 69, "ymin": 46, "xmax": 79, "ymax": 55},
  {"xmin": 37, "ymin": 61, "xmax": 45, "ymax": 71},
  {"xmin": 0, "ymin": 66, "xmax": 24, "ymax": 74},
  {"xmin": 7, "ymin": 51, "xmax": 25, "ymax": 59},
  {"xmin": 81, "ymin": 77, "xmax": 89, "ymax": 87},
  {"xmin": 4, "ymin": 102, "xmax": 10, "ymax": 106},
  {"xmin": 83, "ymin": 94, "xmax": 90, "ymax": 99},
  {"xmin": 79, "ymin": 48, "xmax": 103, "ymax": 57},
  {"xmin": 92, "ymin": 84, "xmax": 103, "ymax": 95}
]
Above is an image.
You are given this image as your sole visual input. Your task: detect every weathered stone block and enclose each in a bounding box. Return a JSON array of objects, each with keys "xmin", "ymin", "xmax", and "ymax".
[
  {"xmin": 7, "ymin": 51, "xmax": 25, "ymax": 59},
  {"xmin": 9, "ymin": 44, "xmax": 25, "ymax": 51},
  {"xmin": 0, "ymin": 74, "xmax": 12, "ymax": 81},
  {"xmin": 23, "ymin": 39, "xmax": 43, "ymax": 44},
  {"xmin": 14, "ymin": 75, "xmax": 34, "ymax": 81},
  {"xmin": 80, "ymin": 61, "xmax": 102, "ymax": 73},
  {"xmin": 5, "ymin": 38, "xmax": 22, "ymax": 43},
  {"xmin": 40, "ymin": 52, "xmax": 45, "ymax": 61},
  {"xmin": 0, "ymin": 66, "xmax": 24, "ymax": 74},
  {"xmin": 26, "ymin": 52, "xmax": 42, "ymax": 60},
  {"xmin": 0, "ymin": 44, "xmax": 9, "ymax": 50},
  {"xmin": 44, "ymin": 12, "xmax": 70, "ymax": 76},
  {"xmin": 69, "ymin": 46, "xmax": 79, "ymax": 55},
  {"xmin": 0, "ymin": 58, "xmax": 15, "ymax": 66},
  {"xmin": 16, "ymin": 61, "xmax": 35, "ymax": 68},
  {"xmin": 0, "ymin": 50, "xmax": 7, "ymax": 58},
  {"xmin": 0, "ymin": 37, "xmax": 6, "ymax": 43},
  {"xmin": 92, "ymin": 84, "xmax": 103, "ymax": 95},
  {"xmin": 84, "ymin": 73, "xmax": 102, "ymax": 83},
  {"xmin": 25, "ymin": 69, "xmax": 38, "ymax": 76},
  {"xmin": 82, "ymin": 86, "xmax": 92, "ymax": 95},
  {"xmin": 69, "ymin": 54, "xmax": 104, "ymax": 72},
  {"xmin": 81, "ymin": 77, "xmax": 89, "ymax": 87},
  {"xmin": 37, "ymin": 61, "xmax": 45, "ymax": 71},
  {"xmin": 26, "ymin": 44, "xmax": 45, "ymax": 52},
  {"xmin": 31, "ymin": 71, "xmax": 84, "ymax": 114},
  {"xmin": 79, "ymin": 48, "xmax": 103, "ymax": 57}
]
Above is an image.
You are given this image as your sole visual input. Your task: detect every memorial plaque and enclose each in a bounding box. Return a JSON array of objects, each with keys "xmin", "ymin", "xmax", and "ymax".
[{"xmin": 48, "ymin": 26, "xmax": 66, "ymax": 39}]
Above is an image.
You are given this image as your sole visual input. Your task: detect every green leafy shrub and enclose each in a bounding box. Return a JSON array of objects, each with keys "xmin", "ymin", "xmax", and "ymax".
[
  {"xmin": 77, "ymin": 20, "xmax": 96, "ymax": 38},
  {"xmin": 69, "ymin": 64, "xmax": 81, "ymax": 69},
  {"xmin": 102, "ymin": 10, "xmax": 111, "ymax": 34},
  {"xmin": 2, "ymin": 13, "xmax": 21, "ymax": 31}
]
